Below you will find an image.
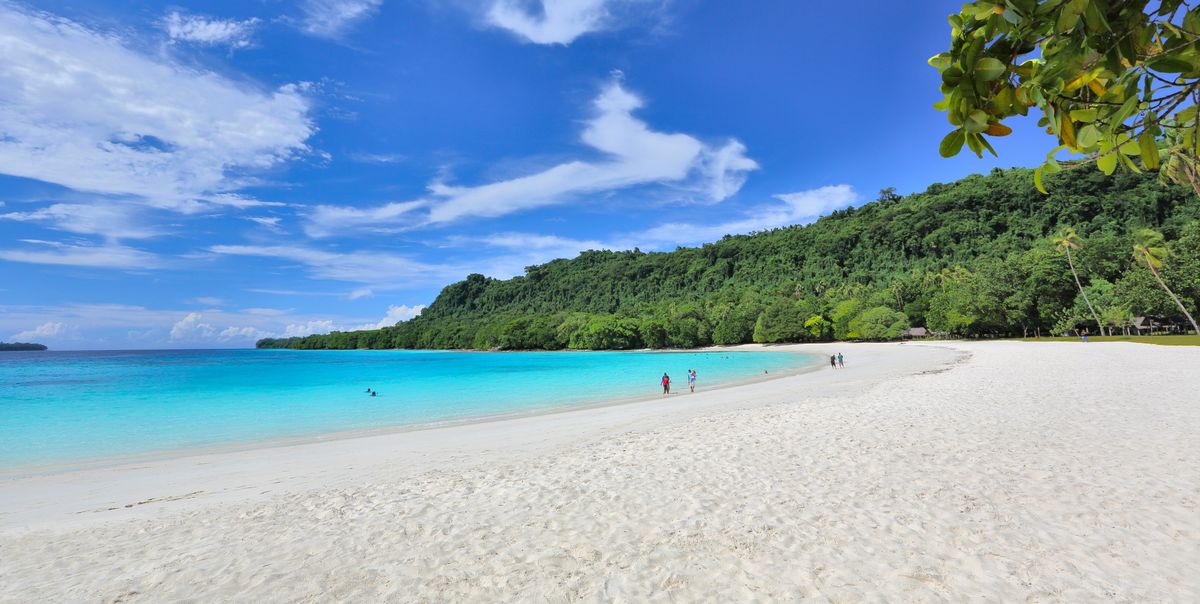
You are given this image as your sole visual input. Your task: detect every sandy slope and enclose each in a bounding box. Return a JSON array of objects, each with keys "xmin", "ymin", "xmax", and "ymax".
[{"xmin": 1, "ymin": 342, "xmax": 1197, "ymax": 602}]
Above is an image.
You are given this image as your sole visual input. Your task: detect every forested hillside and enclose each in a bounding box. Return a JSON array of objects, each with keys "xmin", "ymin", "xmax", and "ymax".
[{"xmin": 259, "ymin": 168, "xmax": 1200, "ymax": 350}]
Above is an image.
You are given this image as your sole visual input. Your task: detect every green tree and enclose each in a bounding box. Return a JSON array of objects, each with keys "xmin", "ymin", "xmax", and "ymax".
[
  {"xmin": 752, "ymin": 299, "xmax": 809, "ymax": 343},
  {"xmin": 829, "ymin": 299, "xmax": 862, "ymax": 340},
  {"xmin": 803, "ymin": 315, "xmax": 833, "ymax": 340},
  {"xmin": 1053, "ymin": 227, "xmax": 1105, "ymax": 335},
  {"xmin": 849, "ymin": 307, "xmax": 910, "ymax": 340},
  {"xmin": 929, "ymin": 1, "xmax": 1200, "ymax": 193},
  {"xmin": 1132, "ymin": 228, "xmax": 1200, "ymax": 333},
  {"xmin": 711, "ymin": 304, "xmax": 758, "ymax": 345},
  {"xmin": 569, "ymin": 316, "xmax": 643, "ymax": 350}
]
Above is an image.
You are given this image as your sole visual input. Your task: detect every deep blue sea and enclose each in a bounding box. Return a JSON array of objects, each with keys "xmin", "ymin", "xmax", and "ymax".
[{"xmin": 0, "ymin": 348, "xmax": 816, "ymax": 473}]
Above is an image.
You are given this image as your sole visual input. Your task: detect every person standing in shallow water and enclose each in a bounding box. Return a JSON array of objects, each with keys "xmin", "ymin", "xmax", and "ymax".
[
  {"xmin": 687, "ymin": 369, "xmax": 697, "ymax": 393},
  {"xmin": 830, "ymin": 355, "xmax": 837, "ymax": 369},
  {"xmin": 837, "ymin": 353, "xmax": 844, "ymax": 368},
  {"xmin": 661, "ymin": 372, "xmax": 671, "ymax": 396}
]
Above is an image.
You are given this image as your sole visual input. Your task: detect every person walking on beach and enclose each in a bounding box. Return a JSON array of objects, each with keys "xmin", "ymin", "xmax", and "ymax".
[
  {"xmin": 662, "ymin": 372, "xmax": 671, "ymax": 396},
  {"xmin": 830, "ymin": 355, "xmax": 837, "ymax": 369},
  {"xmin": 687, "ymin": 369, "xmax": 697, "ymax": 393},
  {"xmin": 837, "ymin": 353, "xmax": 844, "ymax": 368}
]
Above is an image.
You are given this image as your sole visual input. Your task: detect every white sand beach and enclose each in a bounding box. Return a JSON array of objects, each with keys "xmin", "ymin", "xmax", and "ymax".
[{"xmin": 1, "ymin": 341, "xmax": 1198, "ymax": 601}]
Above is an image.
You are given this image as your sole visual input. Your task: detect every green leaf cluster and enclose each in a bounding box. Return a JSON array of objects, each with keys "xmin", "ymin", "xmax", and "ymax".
[{"xmin": 930, "ymin": 1, "xmax": 1200, "ymax": 194}]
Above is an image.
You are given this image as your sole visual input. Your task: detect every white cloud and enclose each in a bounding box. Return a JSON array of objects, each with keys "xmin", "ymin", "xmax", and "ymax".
[
  {"xmin": 172, "ymin": 312, "xmax": 283, "ymax": 342},
  {"xmin": 452, "ymin": 185, "xmax": 857, "ymax": 276},
  {"xmin": 0, "ymin": 240, "xmax": 163, "ymax": 269},
  {"xmin": 305, "ymin": 200, "xmax": 425, "ymax": 237},
  {"xmin": 351, "ymin": 304, "xmax": 425, "ymax": 330},
  {"xmin": 1, "ymin": 203, "xmax": 162, "ymax": 240},
  {"xmin": 773, "ymin": 187, "xmax": 860, "ymax": 218},
  {"xmin": 348, "ymin": 287, "xmax": 374, "ymax": 300},
  {"xmin": 0, "ymin": 4, "xmax": 315, "ymax": 209},
  {"xmin": 283, "ymin": 319, "xmax": 337, "ymax": 337},
  {"xmin": 456, "ymin": 232, "xmax": 612, "ymax": 278},
  {"xmin": 10, "ymin": 321, "xmax": 69, "ymax": 341},
  {"xmin": 219, "ymin": 325, "xmax": 268, "ymax": 339},
  {"xmin": 245, "ymin": 216, "xmax": 284, "ymax": 232},
  {"xmin": 348, "ymin": 152, "xmax": 406, "ymax": 164},
  {"xmin": 170, "ymin": 312, "xmax": 215, "ymax": 340},
  {"xmin": 163, "ymin": 11, "xmax": 259, "ymax": 48},
  {"xmin": 313, "ymin": 79, "xmax": 756, "ymax": 235},
  {"xmin": 0, "ymin": 303, "xmax": 430, "ymax": 349},
  {"xmin": 427, "ymin": 80, "xmax": 754, "ymax": 223},
  {"xmin": 487, "ymin": 0, "xmax": 608, "ymax": 44},
  {"xmin": 636, "ymin": 185, "xmax": 858, "ymax": 246},
  {"xmin": 299, "ymin": 0, "xmax": 383, "ymax": 38},
  {"xmin": 209, "ymin": 244, "xmax": 438, "ymax": 284}
]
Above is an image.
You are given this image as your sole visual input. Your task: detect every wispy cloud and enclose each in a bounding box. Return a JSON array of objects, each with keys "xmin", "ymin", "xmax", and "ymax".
[
  {"xmin": 305, "ymin": 200, "xmax": 425, "ymax": 237},
  {"xmin": 209, "ymin": 244, "xmax": 439, "ymax": 285},
  {"xmin": 306, "ymin": 77, "xmax": 756, "ymax": 235},
  {"xmin": 162, "ymin": 11, "xmax": 260, "ymax": 49},
  {"xmin": 635, "ymin": 185, "xmax": 859, "ymax": 245},
  {"xmin": 0, "ymin": 303, "xmax": 426, "ymax": 348},
  {"xmin": 10, "ymin": 321, "xmax": 74, "ymax": 342},
  {"xmin": 1, "ymin": 203, "xmax": 163, "ymax": 240},
  {"xmin": 0, "ymin": 4, "xmax": 315, "ymax": 210},
  {"xmin": 427, "ymin": 79, "xmax": 756, "ymax": 223},
  {"xmin": 298, "ymin": 0, "xmax": 383, "ymax": 38},
  {"xmin": 348, "ymin": 152, "xmax": 406, "ymax": 164},
  {"xmin": 0, "ymin": 240, "xmax": 164, "ymax": 269},
  {"xmin": 453, "ymin": 184, "xmax": 858, "ymax": 276}
]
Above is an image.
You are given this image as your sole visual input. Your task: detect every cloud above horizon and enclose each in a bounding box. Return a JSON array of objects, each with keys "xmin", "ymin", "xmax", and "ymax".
[
  {"xmin": 0, "ymin": 303, "xmax": 426, "ymax": 348},
  {"xmin": 306, "ymin": 78, "xmax": 757, "ymax": 236},
  {"xmin": 9, "ymin": 321, "xmax": 72, "ymax": 342},
  {"xmin": 455, "ymin": 184, "xmax": 858, "ymax": 276},
  {"xmin": 208, "ymin": 244, "xmax": 440, "ymax": 285},
  {"xmin": 0, "ymin": 4, "xmax": 315, "ymax": 209}
]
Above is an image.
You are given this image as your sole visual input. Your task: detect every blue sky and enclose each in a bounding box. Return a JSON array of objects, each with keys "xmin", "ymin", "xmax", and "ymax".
[{"xmin": 0, "ymin": 0, "xmax": 1055, "ymax": 349}]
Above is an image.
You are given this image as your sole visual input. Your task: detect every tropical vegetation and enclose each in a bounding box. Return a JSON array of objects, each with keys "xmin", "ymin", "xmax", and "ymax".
[
  {"xmin": 258, "ymin": 168, "xmax": 1200, "ymax": 350},
  {"xmin": 929, "ymin": 1, "xmax": 1200, "ymax": 194},
  {"xmin": 0, "ymin": 342, "xmax": 48, "ymax": 351}
]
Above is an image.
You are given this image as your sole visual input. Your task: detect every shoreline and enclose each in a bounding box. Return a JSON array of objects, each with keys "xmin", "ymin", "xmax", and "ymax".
[
  {"xmin": 0, "ymin": 342, "xmax": 956, "ymax": 534},
  {"xmin": 4, "ymin": 340, "xmax": 1198, "ymax": 600},
  {"xmin": 0, "ymin": 346, "xmax": 823, "ymax": 480}
]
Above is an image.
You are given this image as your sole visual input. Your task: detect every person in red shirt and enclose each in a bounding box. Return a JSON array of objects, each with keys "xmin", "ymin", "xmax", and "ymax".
[{"xmin": 661, "ymin": 372, "xmax": 671, "ymax": 396}]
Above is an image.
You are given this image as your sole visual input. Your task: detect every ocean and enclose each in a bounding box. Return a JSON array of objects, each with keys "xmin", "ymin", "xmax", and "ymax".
[{"xmin": 0, "ymin": 348, "xmax": 817, "ymax": 473}]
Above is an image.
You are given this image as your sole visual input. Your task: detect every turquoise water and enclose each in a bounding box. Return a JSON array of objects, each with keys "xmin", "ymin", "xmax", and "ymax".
[{"xmin": 0, "ymin": 349, "xmax": 816, "ymax": 473}]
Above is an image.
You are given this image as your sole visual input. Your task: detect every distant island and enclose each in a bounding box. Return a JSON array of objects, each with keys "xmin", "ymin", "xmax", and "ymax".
[
  {"xmin": 259, "ymin": 168, "xmax": 1200, "ymax": 351},
  {"xmin": 0, "ymin": 342, "xmax": 48, "ymax": 351}
]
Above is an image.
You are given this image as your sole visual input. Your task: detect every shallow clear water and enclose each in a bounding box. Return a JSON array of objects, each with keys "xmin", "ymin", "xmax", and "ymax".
[{"xmin": 0, "ymin": 348, "xmax": 816, "ymax": 472}]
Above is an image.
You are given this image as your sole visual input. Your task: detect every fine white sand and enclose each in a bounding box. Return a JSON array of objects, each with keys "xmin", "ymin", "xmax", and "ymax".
[{"xmin": 1, "ymin": 341, "xmax": 1197, "ymax": 601}]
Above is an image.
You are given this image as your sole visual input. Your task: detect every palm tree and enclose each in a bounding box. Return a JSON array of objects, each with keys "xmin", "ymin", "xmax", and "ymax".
[
  {"xmin": 1132, "ymin": 228, "xmax": 1200, "ymax": 335},
  {"xmin": 1053, "ymin": 227, "xmax": 1105, "ymax": 336}
]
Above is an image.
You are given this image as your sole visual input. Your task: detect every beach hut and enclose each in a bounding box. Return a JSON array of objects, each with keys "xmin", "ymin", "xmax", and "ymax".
[
  {"xmin": 1131, "ymin": 316, "xmax": 1187, "ymax": 335},
  {"xmin": 903, "ymin": 327, "xmax": 929, "ymax": 339}
]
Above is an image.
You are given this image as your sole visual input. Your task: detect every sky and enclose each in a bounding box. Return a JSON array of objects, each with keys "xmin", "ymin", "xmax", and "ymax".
[{"xmin": 0, "ymin": 0, "xmax": 1057, "ymax": 349}]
